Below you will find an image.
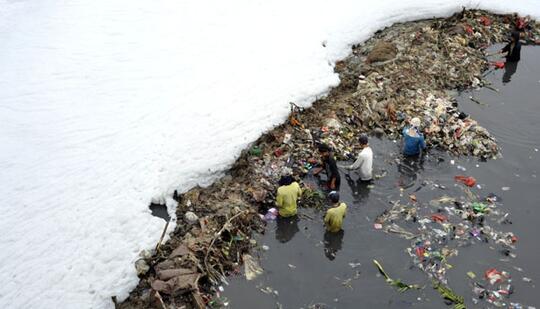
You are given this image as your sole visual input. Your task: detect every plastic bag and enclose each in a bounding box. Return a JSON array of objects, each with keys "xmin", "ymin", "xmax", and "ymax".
[
  {"xmin": 243, "ymin": 254, "xmax": 263, "ymax": 281},
  {"xmin": 454, "ymin": 175, "xmax": 476, "ymax": 187}
]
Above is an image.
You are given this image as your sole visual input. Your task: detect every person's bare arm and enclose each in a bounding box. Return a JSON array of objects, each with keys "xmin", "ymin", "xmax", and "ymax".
[
  {"xmin": 328, "ymin": 176, "xmax": 336, "ymax": 190},
  {"xmin": 347, "ymin": 154, "xmax": 364, "ymax": 170}
]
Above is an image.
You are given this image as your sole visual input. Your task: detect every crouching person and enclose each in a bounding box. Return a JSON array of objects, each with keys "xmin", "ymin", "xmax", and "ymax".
[{"xmin": 324, "ymin": 191, "xmax": 347, "ymax": 232}]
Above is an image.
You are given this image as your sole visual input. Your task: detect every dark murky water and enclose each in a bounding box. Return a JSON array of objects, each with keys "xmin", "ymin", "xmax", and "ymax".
[{"xmin": 222, "ymin": 46, "xmax": 540, "ymax": 308}]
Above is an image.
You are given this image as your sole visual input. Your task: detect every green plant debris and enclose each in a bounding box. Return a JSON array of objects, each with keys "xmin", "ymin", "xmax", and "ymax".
[
  {"xmin": 432, "ymin": 280, "xmax": 465, "ymax": 309},
  {"xmin": 373, "ymin": 260, "xmax": 421, "ymax": 292},
  {"xmin": 300, "ymin": 188, "xmax": 326, "ymax": 209}
]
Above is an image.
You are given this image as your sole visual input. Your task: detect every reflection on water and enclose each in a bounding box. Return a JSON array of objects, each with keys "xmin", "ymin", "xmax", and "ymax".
[
  {"xmin": 397, "ymin": 155, "xmax": 423, "ymax": 189},
  {"xmin": 502, "ymin": 61, "xmax": 519, "ymax": 84},
  {"xmin": 344, "ymin": 174, "xmax": 371, "ymax": 203},
  {"xmin": 323, "ymin": 229, "xmax": 345, "ymax": 260},
  {"xmin": 275, "ymin": 216, "xmax": 300, "ymax": 243}
]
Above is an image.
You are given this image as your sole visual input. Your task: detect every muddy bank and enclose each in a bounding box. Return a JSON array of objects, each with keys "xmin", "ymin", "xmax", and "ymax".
[{"xmin": 117, "ymin": 10, "xmax": 539, "ymax": 308}]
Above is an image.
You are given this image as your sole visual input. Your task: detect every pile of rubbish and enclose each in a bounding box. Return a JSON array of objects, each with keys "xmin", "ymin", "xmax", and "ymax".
[
  {"xmin": 374, "ymin": 177, "xmax": 533, "ymax": 308},
  {"xmin": 118, "ymin": 10, "xmax": 538, "ymax": 308},
  {"xmin": 342, "ymin": 10, "xmax": 540, "ymax": 159},
  {"xmin": 118, "ymin": 184, "xmax": 265, "ymax": 308}
]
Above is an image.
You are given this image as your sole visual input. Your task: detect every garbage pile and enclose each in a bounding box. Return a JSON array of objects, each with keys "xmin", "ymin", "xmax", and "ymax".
[
  {"xmin": 374, "ymin": 178, "xmax": 533, "ymax": 308},
  {"xmin": 118, "ymin": 185, "xmax": 265, "ymax": 308},
  {"xmin": 119, "ymin": 10, "xmax": 539, "ymax": 308},
  {"xmin": 343, "ymin": 10, "xmax": 540, "ymax": 159}
]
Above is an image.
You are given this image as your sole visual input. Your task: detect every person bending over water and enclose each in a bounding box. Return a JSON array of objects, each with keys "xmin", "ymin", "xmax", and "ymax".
[
  {"xmin": 502, "ymin": 31, "xmax": 522, "ymax": 62},
  {"xmin": 313, "ymin": 144, "xmax": 341, "ymax": 191},
  {"xmin": 490, "ymin": 31, "xmax": 522, "ymax": 83},
  {"xmin": 342, "ymin": 134, "xmax": 373, "ymax": 182},
  {"xmin": 402, "ymin": 117, "xmax": 426, "ymax": 157},
  {"xmin": 275, "ymin": 175, "xmax": 302, "ymax": 218}
]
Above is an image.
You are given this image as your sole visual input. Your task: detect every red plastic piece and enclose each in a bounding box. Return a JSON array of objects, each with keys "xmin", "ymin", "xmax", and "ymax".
[
  {"xmin": 493, "ymin": 61, "xmax": 505, "ymax": 69},
  {"xmin": 454, "ymin": 175, "xmax": 477, "ymax": 187},
  {"xmin": 431, "ymin": 214, "xmax": 448, "ymax": 223},
  {"xmin": 415, "ymin": 246, "xmax": 425, "ymax": 261},
  {"xmin": 485, "ymin": 268, "xmax": 504, "ymax": 285}
]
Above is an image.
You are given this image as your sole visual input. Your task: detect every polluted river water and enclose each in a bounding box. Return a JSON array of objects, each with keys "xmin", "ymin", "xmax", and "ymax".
[{"xmin": 220, "ymin": 46, "xmax": 540, "ymax": 308}]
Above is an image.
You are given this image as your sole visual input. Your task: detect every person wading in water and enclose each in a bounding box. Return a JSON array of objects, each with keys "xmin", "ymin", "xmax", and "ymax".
[{"xmin": 402, "ymin": 117, "xmax": 426, "ymax": 157}]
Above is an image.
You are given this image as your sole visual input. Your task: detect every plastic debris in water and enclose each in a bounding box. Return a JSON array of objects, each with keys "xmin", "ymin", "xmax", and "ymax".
[
  {"xmin": 470, "ymin": 228, "xmax": 481, "ymax": 237},
  {"xmin": 472, "ymin": 202, "xmax": 488, "ymax": 214},
  {"xmin": 263, "ymin": 208, "xmax": 278, "ymax": 221},
  {"xmin": 493, "ymin": 61, "xmax": 505, "ymax": 69},
  {"xmin": 431, "ymin": 214, "xmax": 447, "ymax": 223},
  {"xmin": 243, "ymin": 254, "xmax": 263, "ymax": 281},
  {"xmin": 455, "ymin": 175, "xmax": 476, "ymax": 187},
  {"xmin": 485, "ymin": 268, "xmax": 508, "ymax": 285}
]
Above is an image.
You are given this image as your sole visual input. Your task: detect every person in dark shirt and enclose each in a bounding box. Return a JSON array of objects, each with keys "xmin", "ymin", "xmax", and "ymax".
[
  {"xmin": 313, "ymin": 144, "xmax": 341, "ymax": 190},
  {"xmin": 501, "ymin": 31, "xmax": 522, "ymax": 62},
  {"xmin": 499, "ymin": 31, "xmax": 522, "ymax": 83}
]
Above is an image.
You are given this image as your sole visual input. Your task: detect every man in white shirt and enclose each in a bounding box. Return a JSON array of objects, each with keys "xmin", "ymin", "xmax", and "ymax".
[{"xmin": 343, "ymin": 135, "xmax": 373, "ymax": 181}]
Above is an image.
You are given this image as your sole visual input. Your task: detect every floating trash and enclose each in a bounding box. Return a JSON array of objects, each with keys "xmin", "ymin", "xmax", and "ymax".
[{"xmin": 373, "ymin": 259, "xmax": 421, "ymax": 292}]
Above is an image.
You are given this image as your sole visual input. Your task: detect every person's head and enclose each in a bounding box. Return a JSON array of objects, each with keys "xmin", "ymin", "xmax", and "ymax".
[
  {"xmin": 278, "ymin": 175, "xmax": 294, "ymax": 186},
  {"xmin": 328, "ymin": 191, "xmax": 340, "ymax": 204},
  {"xmin": 318, "ymin": 143, "xmax": 331, "ymax": 158},
  {"xmin": 410, "ymin": 117, "xmax": 421, "ymax": 129},
  {"xmin": 359, "ymin": 134, "xmax": 369, "ymax": 147}
]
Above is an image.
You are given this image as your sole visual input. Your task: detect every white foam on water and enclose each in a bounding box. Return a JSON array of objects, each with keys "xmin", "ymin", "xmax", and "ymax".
[{"xmin": 1, "ymin": 0, "xmax": 539, "ymax": 308}]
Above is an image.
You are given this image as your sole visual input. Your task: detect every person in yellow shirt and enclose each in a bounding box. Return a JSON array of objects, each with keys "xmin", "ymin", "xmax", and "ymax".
[
  {"xmin": 324, "ymin": 191, "xmax": 347, "ymax": 232},
  {"xmin": 275, "ymin": 175, "xmax": 302, "ymax": 217}
]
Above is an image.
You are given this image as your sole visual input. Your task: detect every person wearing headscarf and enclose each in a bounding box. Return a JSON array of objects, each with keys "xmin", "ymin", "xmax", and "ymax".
[{"xmin": 402, "ymin": 117, "xmax": 426, "ymax": 156}]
